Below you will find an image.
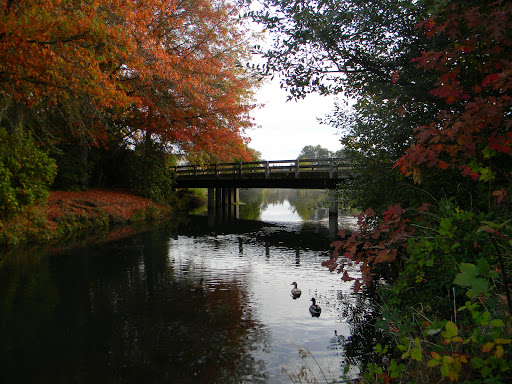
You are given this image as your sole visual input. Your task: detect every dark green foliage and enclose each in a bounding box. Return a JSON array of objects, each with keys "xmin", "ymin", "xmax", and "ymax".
[
  {"xmin": 248, "ymin": 0, "xmax": 432, "ymax": 100},
  {"xmin": 325, "ymin": 96, "xmax": 481, "ymax": 212},
  {"xmin": 0, "ymin": 127, "xmax": 57, "ymax": 217},
  {"xmin": 51, "ymin": 142, "xmax": 91, "ymax": 191},
  {"xmin": 50, "ymin": 135, "xmax": 178, "ymax": 205},
  {"xmin": 125, "ymin": 141, "xmax": 177, "ymax": 204},
  {"xmin": 250, "ymin": 0, "xmax": 459, "ymax": 212},
  {"xmin": 384, "ymin": 202, "xmax": 493, "ymax": 312},
  {"xmin": 88, "ymin": 140, "xmax": 136, "ymax": 189}
]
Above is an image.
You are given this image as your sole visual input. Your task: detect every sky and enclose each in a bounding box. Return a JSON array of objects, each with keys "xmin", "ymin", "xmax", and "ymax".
[
  {"xmin": 241, "ymin": 15, "xmax": 346, "ymax": 162},
  {"xmin": 246, "ymin": 74, "xmax": 343, "ymax": 161}
]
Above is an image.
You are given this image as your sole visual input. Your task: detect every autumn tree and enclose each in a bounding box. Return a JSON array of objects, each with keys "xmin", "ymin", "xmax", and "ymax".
[
  {"xmin": 248, "ymin": 0, "xmax": 466, "ymax": 211},
  {"xmin": 0, "ymin": 0, "xmax": 258, "ymax": 158},
  {"xmin": 0, "ymin": 0, "xmax": 260, "ymax": 202},
  {"xmin": 395, "ymin": 0, "xmax": 512, "ymax": 193}
]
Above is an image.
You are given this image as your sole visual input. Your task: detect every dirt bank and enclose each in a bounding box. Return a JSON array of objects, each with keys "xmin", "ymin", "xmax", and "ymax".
[
  {"xmin": 47, "ymin": 188, "xmax": 169, "ymax": 225},
  {"xmin": 0, "ymin": 189, "xmax": 173, "ymax": 248}
]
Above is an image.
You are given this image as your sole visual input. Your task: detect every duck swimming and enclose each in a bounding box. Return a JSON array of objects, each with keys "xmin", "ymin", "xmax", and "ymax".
[
  {"xmin": 309, "ymin": 298, "xmax": 321, "ymax": 317},
  {"xmin": 290, "ymin": 282, "xmax": 302, "ymax": 299}
]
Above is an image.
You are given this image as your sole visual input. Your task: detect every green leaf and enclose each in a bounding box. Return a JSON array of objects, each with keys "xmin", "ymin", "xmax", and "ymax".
[
  {"xmin": 454, "ymin": 272, "xmax": 473, "ymax": 287},
  {"xmin": 411, "ymin": 348, "xmax": 422, "ymax": 361},
  {"xmin": 427, "ymin": 359, "xmax": 441, "ymax": 367},
  {"xmin": 440, "ymin": 364, "xmax": 450, "ymax": 377},
  {"xmin": 470, "ymin": 357, "xmax": 485, "ymax": 369},
  {"xmin": 472, "ymin": 278, "xmax": 490, "ymax": 297},
  {"xmin": 460, "ymin": 263, "xmax": 479, "ymax": 276},
  {"xmin": 482, "ymin": 146, "xmax": 496, "ymax": 159},
  {"xmin": 478, "ymin": 166, "xmax": 496, "ymax": 182},
  {"xmin": 445, "ymin": 321, "xmax": 458, "ymax": 338},
  {"xmin": 477, "ymin": 258, "xmax": 490, "ymax": 275},
  {"xmin": 490, "ymin": 319, "xmax": 505, "ymax": 328},
  {"xmin": 440, "ymin": 217, "xmax": 452, "ymax": 229}
]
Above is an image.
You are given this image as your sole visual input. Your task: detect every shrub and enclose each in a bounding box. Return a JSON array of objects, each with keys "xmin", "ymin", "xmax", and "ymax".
[
  {"xmin": 0, "ymin": 127, "xmax": 57, "ymax": 217},
  {"xmin": 125, "ymin": 141, "xmax": 176, "ymax": 204}
]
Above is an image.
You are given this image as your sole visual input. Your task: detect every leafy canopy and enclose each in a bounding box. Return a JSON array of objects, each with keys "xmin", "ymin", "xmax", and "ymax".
[{"xmin": 0, "ymin": 0, "xmax": 259, "ymax": 161}]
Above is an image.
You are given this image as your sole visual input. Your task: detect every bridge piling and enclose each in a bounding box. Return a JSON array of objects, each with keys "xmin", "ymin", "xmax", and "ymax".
[
  {"xmin": 208, "ymin": 188, "xmax": 215, "ymax": 210},
  {"xmin": 215, "ymin": 188, "xmax": 222, "ymax": 212},
  {"xmin": 208, "ymin": 187, "xmax": 240, "ymax": 221},
  {"xmin": 329, "ymin": 197, "xmax": 339, "ymax": 240}
]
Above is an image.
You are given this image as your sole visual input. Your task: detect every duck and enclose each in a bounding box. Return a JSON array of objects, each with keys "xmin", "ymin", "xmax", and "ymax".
[
  {"xmin": 309, "ymin": 298, "xmax": 321, "ymax": 317},
  {"xmin": 290, "ymin": 282, "xmax": 302, "ymax": 299}
]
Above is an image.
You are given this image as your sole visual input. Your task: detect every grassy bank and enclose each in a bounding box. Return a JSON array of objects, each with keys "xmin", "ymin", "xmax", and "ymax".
[{"xmin": 0, "ymin": 188, "xmax": 199, "ymax": 248}]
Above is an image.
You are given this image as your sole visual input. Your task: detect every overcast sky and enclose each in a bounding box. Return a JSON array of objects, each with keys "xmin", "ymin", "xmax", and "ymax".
[{"xmin": 246, "ymin": 78, "xmax": 343, "ymax": 160}]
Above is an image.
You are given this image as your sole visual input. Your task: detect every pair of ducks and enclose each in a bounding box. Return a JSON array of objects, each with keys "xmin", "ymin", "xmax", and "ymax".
[{"xmin": 291, "ymin": 282, "xmax": 322, "ymax": 317}]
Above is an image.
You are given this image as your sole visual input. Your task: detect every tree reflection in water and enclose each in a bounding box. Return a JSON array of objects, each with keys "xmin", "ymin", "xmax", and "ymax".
[
  {"xmin": 0, "ymin": 225, "xmax": 271, "ymax": 384},
  {"xmin": 328, "ymin": 286, "xmax": 389, "ymax": 373},
  {"xmin": 239, "ymin": 189, "xmax": 329, "ymax": 222}
]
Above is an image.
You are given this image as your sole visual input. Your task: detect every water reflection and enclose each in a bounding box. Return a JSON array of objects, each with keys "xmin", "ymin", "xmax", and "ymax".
[
  {"xmin": 238, "ymin": 189, "xmax": 330, "ymax": 222},
  {"xmin": 0, "ymin": 192, "xmax": 378, "ymax": 384},
  {"xmin": 0, "ymin": 227, "xmax": 271, "ymax": 384}
]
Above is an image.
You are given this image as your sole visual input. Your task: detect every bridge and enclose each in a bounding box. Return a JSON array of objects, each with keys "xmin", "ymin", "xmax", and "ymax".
[
  {"xmin": 173, "ymin": 158, "xmax": 352, "ymax": 189},
  {"xmin": 173, "ymin": 158, "xmax": 351, "ymax": 232}
]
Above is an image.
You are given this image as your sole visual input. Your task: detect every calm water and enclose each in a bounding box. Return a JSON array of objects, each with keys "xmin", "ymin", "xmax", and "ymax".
[{"xmin": 0, "ymin": 189, "xmax": 380, "ymax": 383}]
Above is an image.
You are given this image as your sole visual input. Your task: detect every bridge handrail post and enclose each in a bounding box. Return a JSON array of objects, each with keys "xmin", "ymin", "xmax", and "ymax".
[
  {"xmin": 193, "ymin": 165, "xmax": 197, "ymax": 176},
  {"xmin": 215, "ymin": 163, "xmax": 219, "ymax": 179},
  {"xmin": 265, "ymin": 161, "xmax": 270, "ymax": 179},
  {"xmin": 295, "ymin": 159, "xmax": 300, "ymax": 179},
  {"xmin": 329, "ymin": 158, "xmax": 334, "ymax": 179},
  {"xmin": 239, "ymin": 162, "xmax": 242, "ymax": 179}
]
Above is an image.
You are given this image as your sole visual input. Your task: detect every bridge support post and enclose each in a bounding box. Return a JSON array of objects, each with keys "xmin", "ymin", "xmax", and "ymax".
[
  {"xmin": 329, "ymin": 195, "xmax": 339, "ymax": 240},
  {"xmin": 208, "ymin": 188, "xmax": 215, "ymax": 210},
  {"xmin": 206, "ymin": 187, "xmax": 240, "ymax": 221},
  {"xmin": 221, "ymin": 188, "xmax": 230, "ymax": 221},
  {"xmin": 208, "ymin": 188, "xmax": 215, "ymax": 228},
  {"xmin": 215, "ymin": 187, "xmax": 222, "ymax": 215},
  {"xmin": 234, "ymin": 188, "xmax": 240, "ymax": 219},
  {"xmin": 225, "ymin": 188, "xmax": 239, "ymax": 219}
]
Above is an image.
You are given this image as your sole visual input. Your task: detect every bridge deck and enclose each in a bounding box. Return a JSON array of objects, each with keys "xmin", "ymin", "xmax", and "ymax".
[{"xmin": 173, "ymin": 158, "xmax": 351, "ymax": 189}]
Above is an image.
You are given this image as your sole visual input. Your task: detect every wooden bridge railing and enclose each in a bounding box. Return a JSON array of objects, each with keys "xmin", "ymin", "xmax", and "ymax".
[{"xmin": 172, "ymin": 158, "xmax": 351, "ymax": 180}]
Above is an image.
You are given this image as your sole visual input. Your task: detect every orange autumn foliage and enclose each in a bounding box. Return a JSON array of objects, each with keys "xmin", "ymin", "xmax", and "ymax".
[{"xmin": 0, "ymin": 0, "xmax": 258, "ymax": 161}]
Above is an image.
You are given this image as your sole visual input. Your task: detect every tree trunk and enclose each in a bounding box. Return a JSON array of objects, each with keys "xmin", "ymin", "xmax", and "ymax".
[{"xmin": 80, "ymin": 144, "xmax": 89, "ymax": 189}]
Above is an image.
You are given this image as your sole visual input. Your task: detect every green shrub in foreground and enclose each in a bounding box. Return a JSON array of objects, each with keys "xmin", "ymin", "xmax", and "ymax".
[{"xmin": 0, "ymin": 127, "xmax": 57, "ymax": 217}]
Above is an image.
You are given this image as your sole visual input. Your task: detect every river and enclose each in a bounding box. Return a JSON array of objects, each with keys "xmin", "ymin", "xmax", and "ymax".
[{"xmin": 0, "ymin": 189, "xmax": 380, "ymax": 384}]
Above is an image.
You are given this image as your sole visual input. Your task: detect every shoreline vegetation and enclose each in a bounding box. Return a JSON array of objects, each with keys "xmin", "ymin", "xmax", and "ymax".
[{"xmin": 0, "ymin": 188, "xmax": 205, "ymax": 249}]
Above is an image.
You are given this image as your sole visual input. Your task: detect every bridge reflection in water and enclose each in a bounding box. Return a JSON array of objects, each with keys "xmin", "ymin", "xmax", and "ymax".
[{"xmin": 174, "ymin": 158, "xmax": 352, "ymax": 239}]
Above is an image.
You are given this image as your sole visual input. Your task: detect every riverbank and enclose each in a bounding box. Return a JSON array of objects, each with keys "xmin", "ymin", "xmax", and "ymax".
[{"xmin": 0, "ymin": 188, "xmax": 201, "ymax": 248}]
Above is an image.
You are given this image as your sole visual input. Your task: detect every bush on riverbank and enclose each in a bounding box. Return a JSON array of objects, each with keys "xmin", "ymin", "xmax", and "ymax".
[
  {"xmin": 0, "ymin": 127, "xmax": 57, "ymax": 218},
  {"xmin": 329, "ymin": 201, "xmax": 512, "ymax": 383}
]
